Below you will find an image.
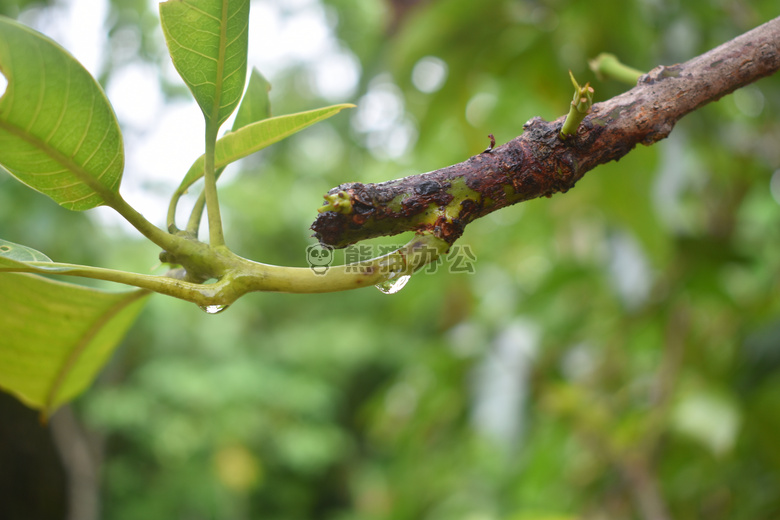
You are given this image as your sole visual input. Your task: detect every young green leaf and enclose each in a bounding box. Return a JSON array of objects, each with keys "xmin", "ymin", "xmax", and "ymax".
[
  {"xmin": 160, "ymin": 0, "xmax": 250, "ymax": 128},
  {"xmin": 232, "ymin": 67, "xmax": 272, "ymax": 131},
  {"xmin": 174, "ymin": 104, "xmax": 354, "ymax": 197},
  {"xmin": 169, "ymin": 68, "xmax": 272, "ymax": 232},
  {"xmin": 0, "ymin": 17, "xmax": 124, "ymax": 210},
  {"xmin": 0, "ymin": 273, "xmax": 148, "ymax": 418}
]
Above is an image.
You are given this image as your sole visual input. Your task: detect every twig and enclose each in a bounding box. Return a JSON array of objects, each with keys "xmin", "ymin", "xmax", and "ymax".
[
  {"xmin": 560, "ymin": 71, "xmax": 594, "ymax": 138},
  {"xmin": 312, "ymin": 16, "xmax": 780, "ymax": 249},
  {"xmin": 589, "ymin": 53, "xmax": 645, "ymax": 85}
]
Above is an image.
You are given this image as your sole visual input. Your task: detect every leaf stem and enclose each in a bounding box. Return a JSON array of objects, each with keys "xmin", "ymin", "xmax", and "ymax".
[
  {"xmin": 102, "ymin": 191, "xmax": 179, "ymax": 251},
  {"xmin": 233, "ymin": 234, "xmax": 451, "ymax": 295},
  {"xmin": 1, "ymin": 234, "xmax": 450, "ymax": 305},
  {"xmin": 166, "ymin": 188, "xmax": 183, "ymax": 233},
  {"xmin": 1, "ymin": 263, "xmax": 211, "ymax": 303},
  {"xmin": 186, "ymin": 189, "xmax": 207, "ymax": 236},
  {"xmin": 204, "ymin": 123, "xmax": 226, "ymax": 247},
  {"xmin": 186, "ymin": 166, "xmax": 227, "ymax": 236}
]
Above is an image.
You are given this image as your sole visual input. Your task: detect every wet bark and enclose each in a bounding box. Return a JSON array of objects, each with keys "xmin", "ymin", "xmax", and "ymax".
[{"xmin": 312, "ymin": 16, "xmax": 780, "ymax": 249}]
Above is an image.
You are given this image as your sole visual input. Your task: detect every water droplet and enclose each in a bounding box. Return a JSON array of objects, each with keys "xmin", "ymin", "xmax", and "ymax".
[
  {"xmin": 375, "ymin": 275, "xmax": 411, "ymax": 295},
  {"xmin": 199, "ymin": 304, "xmax": 229, "ymax": 314}
]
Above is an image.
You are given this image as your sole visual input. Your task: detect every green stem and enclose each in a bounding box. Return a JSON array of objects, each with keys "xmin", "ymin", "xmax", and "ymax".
[
  {"xmin": 1, "ymin": 234, "xmax": 449, "ymax": 305},
  {"xmin": 167, "ymin": 170, "xmax": 221, "ymax": 236},
  {"xmin": 169, "ymin": 166, "xmax": 226, "ymax": 236},
  {"xmin": 204, "ymin": 123, "xmax": 226, "ymax": 247},
  {"xmin": 102, "ymin": 191, "xmax": 181, "ymax": 252},
  {"xmin": 589, "ymin": 53, "xmax": 645, "ymax": 85},
  {"xmin": 560, "ymin": 71, "xmax": 594, "ymax": 138},
  {"xmin": 166, "ymin": 187, "xmax": 184, "ymax": 233},
  {"xmin": 186, "ymin": 189, "xmax": 208, "ymax": 236},
  {"xmin": 1, "ymin": 263, "xmax": 215, "ymax": 305},
  {"xmin": 235, "ymin": 234, "xmax": 451, "ymax": 294}
]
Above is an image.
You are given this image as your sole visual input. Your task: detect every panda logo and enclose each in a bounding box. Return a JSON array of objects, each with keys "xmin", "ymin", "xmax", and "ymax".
[{"xmin": 306, "ymin": 244, "xmax": 334, "ymax": 275}]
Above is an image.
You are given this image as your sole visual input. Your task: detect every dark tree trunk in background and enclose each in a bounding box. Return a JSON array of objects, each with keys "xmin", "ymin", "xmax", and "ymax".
[{"xmin": 0, "ymin": 392, "xmax": 67, "ymax": 520}]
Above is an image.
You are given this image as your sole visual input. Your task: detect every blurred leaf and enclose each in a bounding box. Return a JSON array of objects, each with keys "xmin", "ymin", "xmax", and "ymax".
[
  {"xmin": 213, "ymin": 443, "xmax": 262, "ymax": 492},
  {"xmin": 232, "ymin": 67, "xmax": 272, "ymax": 131},
  {"xmin": 0, "ymin": 16, "xmax": 124, "ymax": 210},
  {"xmin": 0, "ymin": 238, "xmax": 52, "ymax": 263},
  {"xmin": 159, "ymin": 0, "xmax": 250, "ymax": 127},
  {"xmin": 671, "ymin": 387, "xmax": 741, "ymax": 457},
  {"xmin": 0, "ymin": 273, "xmax": 148, "ymax": 417},
  {"xmin": 175, "ymin": 104, "xmax": 354, "ymax": 194},
  {"xmin": 0, "ymin": 237, "xmax": 75, "ymax": 273}
]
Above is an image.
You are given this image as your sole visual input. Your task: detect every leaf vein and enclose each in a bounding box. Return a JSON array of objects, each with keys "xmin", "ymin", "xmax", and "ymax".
[
  {"xmin": 72, "ymin": 88, "xmax": 96, "ymax": 161},
  {"xmin": 44, "ymin": 65, "xmax": 71, "ymax": 143},
  {"xmin": 25, "ymin": 41, "xmax": 45, "ymax": 133},
  {"xmin": 181, "ymin": 3, "xmax": 220, "ymax": 22},
  {"xmin": 43, "ymin": 290, "xmax": 147, "ymax": 416}
]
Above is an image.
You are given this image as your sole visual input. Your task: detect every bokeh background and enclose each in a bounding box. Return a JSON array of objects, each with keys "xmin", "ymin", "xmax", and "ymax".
[{"xmin": 1, "ymin": 0, "xmax": 780, "ymax": 519}]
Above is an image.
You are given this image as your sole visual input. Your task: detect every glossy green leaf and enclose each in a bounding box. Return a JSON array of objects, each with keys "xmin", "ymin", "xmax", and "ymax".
[
  {"xmin": 232, "ymin": 67, "xmax": 272, "ymax": 131},
  {"xmin": 160, "ymin": 0, "xmax": 250, "ymax": 127},
  {"xmin": 0, "ymin": 273, "xmax": 148, "ymax": 417},
  {"xmin": 0, "ymin": 17, "xmax": 124, "ymax": 210},
  {"xmin": 175, "ymin": 103, "xmax": 354, "ymax": 196}
]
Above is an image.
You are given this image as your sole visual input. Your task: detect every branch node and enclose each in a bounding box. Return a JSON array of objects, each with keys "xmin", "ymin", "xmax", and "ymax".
[{"xmin": 318, "ymin": 190, "xmax": 353, "ymax": 215}]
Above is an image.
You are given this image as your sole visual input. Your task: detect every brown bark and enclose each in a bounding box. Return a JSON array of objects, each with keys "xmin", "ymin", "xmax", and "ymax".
[{"xmin": 312, "ymin": 16, "xmax": 780, "ymax": 249}]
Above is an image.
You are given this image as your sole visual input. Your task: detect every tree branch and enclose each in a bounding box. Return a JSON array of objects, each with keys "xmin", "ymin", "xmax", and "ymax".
[{"xmin": 312, "ymin": 16, "xmax": 780, "ymax": 249}]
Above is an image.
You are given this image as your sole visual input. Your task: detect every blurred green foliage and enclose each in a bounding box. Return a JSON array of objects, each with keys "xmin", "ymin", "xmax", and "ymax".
[{"xmin": 2, "ymin": 0, "xmax": 780, "ymax": 519}]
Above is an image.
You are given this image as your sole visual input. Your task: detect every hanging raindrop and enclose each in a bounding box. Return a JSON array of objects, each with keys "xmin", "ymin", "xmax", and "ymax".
[
  {"xmin": 375, "ymin": 275, "xmax": 411, "ymax": 295},
  {"xmin": 199, "ymin": 304, "xmax": 229, "ymax": 314}
]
